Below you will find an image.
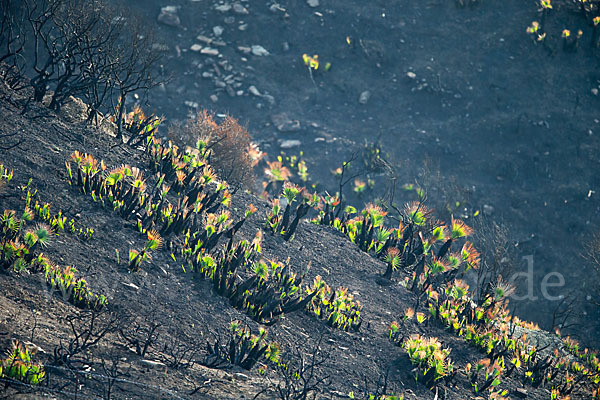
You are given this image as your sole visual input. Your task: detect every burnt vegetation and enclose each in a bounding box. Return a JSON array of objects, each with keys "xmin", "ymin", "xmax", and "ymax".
[
  {"xmin": 1, "ymin": 1, "xmax": 600, "ymax": 400},
  {"xmin": 0, "ymin": 0, "xmax": 163, "ymax": 134}
]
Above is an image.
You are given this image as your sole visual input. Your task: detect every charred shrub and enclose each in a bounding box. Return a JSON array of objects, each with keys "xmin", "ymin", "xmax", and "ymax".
[{"xmin": 168, "ymin": 110, "xmax": 263, "ymax": 189}]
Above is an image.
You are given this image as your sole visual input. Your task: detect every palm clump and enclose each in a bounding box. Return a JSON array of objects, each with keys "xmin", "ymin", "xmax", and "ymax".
[
  {"xmin": 203, "ymin": 321, "xmax": 280, "ymax": 370},
  {"xmin": 0, "ymin": 340, "xmax": 45, "ymax": 386},
  {"xmin": 401, "ymin": 335, "xmax": 454, "ymax": 389},
  {"xmin": 306, "ymin": 275, "xmax": 362, "ymax": 331},
  {"xmin": 266, "ymin": 183, "xmax": 316, "ymax": 241},
  {"xmin": 128, "ymin": 229, "xmax": 162, "ymax": 272},
  {"xmin": 0, "ymin": 172, "xmax": 106, "ymax": 309}
]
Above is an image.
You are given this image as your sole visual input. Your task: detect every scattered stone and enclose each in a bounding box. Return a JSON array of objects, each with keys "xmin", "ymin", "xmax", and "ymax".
[
  {"xmin": 272, "ymin": 112, "xmax": 300, "ymax": 132},
  {"xmin": 184, "ymin": 101, "xmax": 199, "ymax": 109},
  {"xmin": 201, "ymin": 47, "xmax": 220, "ymax": 56},
  {"xmin": 236, "ymin": 90, "xmax": 244, "ymax": 96},
  {"xmin": 122, "ymin": 282, "xmax": 139, "ymax": 291},
  {"xmin": 330, "ymin": 391, "xmax": 351, "ymax": 399},
  {"xmin": 270, "ymin": 3, "xmax": 286, "ymax": 13},
  {"xmin": 24, "ymin": 341, "xmax": 45, "ymax": 354},
  {"xmin": 213, "ymin": 26, "xmax": 224, "ymax": 37},
  {"xmin": 248, "ymin": 85, "xmax": 261, "ymax": 96},
  {"xmin": 282, "ymin": 42, "xmax": 290, "ymax": 52},
  {"xmin": 233, "ymin": 3, "xmax": 249, "ymax": 14},
  {"xmin": 280, "ymin": 139, "xmax": 301, "ymax": 149},
  {"xmin": 215, "ymin": 4, "xmax": 232, "ymax": 12},
  {"xmin": 196, "ymin": 35, "xmax": 213, "ymax": 44},
  {"xmin": 358, "ymin": 90, "xmax": 371, "ymax": 105},
  {"xmin": 251, "ymin": 45, "xmax": 270, "ymax": 56},
  {"xmin": 215, "ymin": 80, "xmax": 227, "ymax": 88},
  {"xmin": 151, "ymin": 43, "xmax": 169, "ymax": 52},
  {"xmin": 202, "ymin": 72, "xmax": 214, "ymax": 78},
  {"xmin": 262, "ymin": 94, "xmax": 275, "ymax": 105},
  {"xmin": 210, "ymin": 94, "xmax": 219, "ymax": 103},
  {"xmin": 157, "ymin": 6, "xmax": 180, "ymax": 27},
  {"xmin": 139, "ymin": 359, "xmax": 166, "ymax": 370},
  {"xmin": 238, "ymin": 23, "xmax": 248, "ymax": 31},
  {"xmin": 212, "ymin": 40, "xmax": 227, "ymax": 47},
  {"xmin": 190, "ymin": 44, "xmax": 203, "ymax": 52},
  {"xmin": 233, "ymin": 372, "xmax": 249, "ymax": 381},
  {"xmin": 307, "ymin": 0, "xmax": 319, "ymax": 7},
  {"xmin": 224, "ymin": 16, "xmax": 236, "ymax": 24},
  {"xmin": 226, "ymin": 86, "xmax": 236, "ymax": 97},
  {"xmin": 592, "ymin": 88, "xmax": 599, "ymax": 96},
  {"xmin": 407, "ymin": 71, "xmax": 417, "ymax": 79},
  {"xmin": 483, "ymin": 204, "xmax": 494, "ymax": 216}
]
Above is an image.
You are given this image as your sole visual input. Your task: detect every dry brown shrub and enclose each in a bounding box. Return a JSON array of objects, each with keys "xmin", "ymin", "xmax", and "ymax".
[{"xmin": 168, "ymin": 110, "xmax": 263, "ymax": 189}]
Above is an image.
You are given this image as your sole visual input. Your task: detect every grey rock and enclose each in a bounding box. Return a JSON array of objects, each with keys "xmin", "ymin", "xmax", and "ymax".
[
  {"xmin": 224, "ymin": 16, "xmax": 236, "ymax": 24},
  {"xmin": 122, "ymin": 282, "xmax": 139, "ymax": 291},
  {"xmin": 215, "ymin": 80, "xmax": 227, "ymax": 88},
  {"xmin": 184, "ymin": 101, "xmax": 199, "ymax": 109},
  {"xmin": 196, "ymin": 35, "xmax": 213, "ymax": 44},
  {"xmin": 226, "ymin": 85, "xmax": 235, "ymax": 97},
  {"xmin": 200, "ymin": 47, "xmax": 219, "ymax": 56},
  {"xmin": 234, "ymin": 372, "xmax": 249, "ymax": 381},
  {"xmin": 213, "ymin": 26, "xmax": 224, "ymax": 36},
  {"xmin": 190, "ymin": 44, "xmax": 203, "ymax": 52},
  {"xmin": 238, "ymin": 24, "xmax": 248, "ymax": 31},
  {"xmin": 233, "ymin": 3, "xmax": 249, "ymax": 14},
  {"xmin": 23, "ymin": 341, "xmax": 45, "ymax": 354},
  {"xmin": 483, "ymin": 204, "xmax": 494, "ymax": 215},
  {"xmin": 271, "ymin": 112, "xmax": 300, "ymax": 132},
  {"xmin": 307, "ymin": 0, "xmax": 319, "ymax": 7},
  {"xmin": 157, "ymin": 6, "xmax": 180, "ymax": 27},
  {"xmin": 210, "ymin": 94, "xmax": 219, "ymax": 103},
  {"xmin": 236, "ymin": 90, "xmax": 244, "ymax": 96},
  {"xmin": 152, "ymin": 43, "xmax": 170, "ymax": 52},
  {"xmin": 251, "ymin": 45, "xmax": 270, "ymax": 56},
  {"xmin": 215, "ymin": 4, "xmax": 232, "ymax": 12},
  {"xmin": 202, "ymin": 72, "xmax": 214, "ymax": 78},
  {"xmin": 139, "ymin": 359, "xmax": 166, "ymax": 369},
  {"xmin": 248, "ymin": 85, "xmax": 261, "ymax": 96},
  {"xmin": 280, "ymin": 139, "xmax": 301, "ymax": 149},
  {"xmin": 237, "ymin": 46, "xmax": 252, "ymax": 54},
  {"xmin": 358, "ymin": 90, "xmax": 371, "ymax": 105},
  {"xmin": 270, "ymin": 3, "xmax": 286, "ymax": 13},
  {"xmin": 262, "ymin": 94, "xmax": 275, "ymax": 105}
]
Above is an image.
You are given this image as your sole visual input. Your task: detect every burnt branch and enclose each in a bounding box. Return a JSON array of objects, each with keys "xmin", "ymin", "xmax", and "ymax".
[
  {"xmin": 53, "ymin": 309, "xmax": 121, "ymax": 368},
  {"xmin": 119, "ymin": 319, "xmax": 160, "ymax": 359}
]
